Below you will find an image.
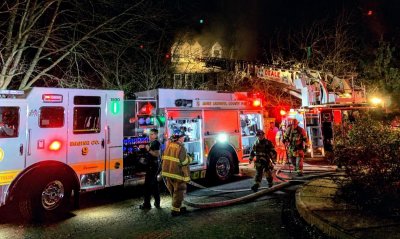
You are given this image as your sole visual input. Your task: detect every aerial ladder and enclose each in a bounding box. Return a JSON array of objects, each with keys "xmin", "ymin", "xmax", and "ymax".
[
  {"xmin": 179, "ymin": 57, "xmax": 368, "ymax": 157},
  {"xmin": 229, "ymin": 61, "xmax": 367, "ymax": 157}
]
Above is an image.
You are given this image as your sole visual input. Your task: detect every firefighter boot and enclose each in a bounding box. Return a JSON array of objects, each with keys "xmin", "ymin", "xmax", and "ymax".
[
  {"xmin": 251, "ymin": 184, "xmax": 259, "ymax": 192},
  {"xmin": 180, "ymin": 207, "xmax": 187, "ymax": 213},
  {"xmin": 297, "ymin": 170, "xmax": 303, "ymax": 177},
  {"xmin": 171, "ymin": 207, "xmax": 188, "ymax": 217}
]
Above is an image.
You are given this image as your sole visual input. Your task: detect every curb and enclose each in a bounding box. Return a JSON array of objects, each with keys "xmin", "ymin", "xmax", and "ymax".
[{"xmin": 295, "ymin": 180, "xmax": 357, "ymax": 239}]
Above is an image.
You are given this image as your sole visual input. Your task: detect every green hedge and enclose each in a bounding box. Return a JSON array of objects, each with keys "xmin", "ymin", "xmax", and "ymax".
[{"xmin": 333, "ymin": 113, "xmax": 400, "ymax": 214}]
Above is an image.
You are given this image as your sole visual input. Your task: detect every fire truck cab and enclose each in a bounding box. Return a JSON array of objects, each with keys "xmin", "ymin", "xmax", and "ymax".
[
  {"xmin": 0, "ymin": 87, "xmax": 124, "ymax": 219},
  {"xmin": 126, "ymin": 89, "xmax": 264, "ymax": 182}
]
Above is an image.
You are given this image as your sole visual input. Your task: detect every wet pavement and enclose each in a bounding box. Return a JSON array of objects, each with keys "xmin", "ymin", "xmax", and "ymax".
[
  {"xmin": 0, "ymin": 184, "xmax": 295, "ymax": 239},
  {"xmin": 0, "ymin": 159, "xmax": 335, "ymax": 239}
]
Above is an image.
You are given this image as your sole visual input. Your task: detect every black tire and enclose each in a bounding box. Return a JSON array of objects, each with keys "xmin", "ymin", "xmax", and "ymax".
[
  {"xmin": 208, "ymin": 149, "xmax": 234, "ymax": 182},
  {"xmin": 18, "ymin": 173, "xmax": 72, "ymax": 222}
]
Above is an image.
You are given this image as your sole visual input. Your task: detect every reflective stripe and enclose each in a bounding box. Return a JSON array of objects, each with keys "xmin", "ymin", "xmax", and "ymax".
[
  {"xmin": 162, "ymin": 155, "xmax": 180, "ymax": 163},
  {"xmin": 181, "ymin": 156, "xmax": 189, "ymax": 166},
  {"xmin": 169, "ymin": 144, "xmax": 180, "ymax": 149},
  {"xmin": 161, "ymin": 172, "xmax": 190, "ymax": 182},
  {"xmin": 0, "ymin": 170, "xmax": 21, "ymax": 186},
  {"xmin": 172, "ymin": 206, "xmax": 180, "ymax": 212}
]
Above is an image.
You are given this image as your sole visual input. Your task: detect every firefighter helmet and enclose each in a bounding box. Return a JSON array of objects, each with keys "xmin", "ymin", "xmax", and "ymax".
[
  {"xmin": 171, "ymin": 129, "xmax": 185, "ymax": 140},
  {"xmin": 256, "ymin": 130, "xmax": 265, "ymax": 136}
]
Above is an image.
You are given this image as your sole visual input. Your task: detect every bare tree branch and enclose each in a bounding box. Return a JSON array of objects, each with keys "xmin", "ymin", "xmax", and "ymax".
[{"xmin": 0, "ymin": 0, "xmax": 169, "ymax": 91}]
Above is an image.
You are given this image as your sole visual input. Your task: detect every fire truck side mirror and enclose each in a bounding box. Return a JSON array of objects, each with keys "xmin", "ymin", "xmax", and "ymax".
[{"xmin": 175, "ymin": 99, "xmax": 193, "ymax": 107}]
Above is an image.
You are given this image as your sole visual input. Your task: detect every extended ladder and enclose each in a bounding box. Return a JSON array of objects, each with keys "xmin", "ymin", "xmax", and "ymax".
[{"xmin": 304, "ymin": 112, "xmax": 325, "ymax": 158}]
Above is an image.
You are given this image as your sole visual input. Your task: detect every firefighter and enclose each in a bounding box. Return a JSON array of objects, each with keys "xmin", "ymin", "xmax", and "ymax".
[
  {"xmin": 284, "ymin": 118, "xmax": 308, "ymax": 176},
  {"xmin": 249, "ymin": 130, "xmax": 277, "ymax": 192},
  {"xmin": 275, "ymin": 123, "xmax": 287, "ymax": 164},
  {"xmin": 161, "ymin": 129, "xmax": 192, "ymax": 216},
  {"xmin": 266, "ymin": 122, "xmax": 279, "ymax": 147},
  {"xmin": 139, "ymin": 128, "xmax": 161, "ymax": 210}
]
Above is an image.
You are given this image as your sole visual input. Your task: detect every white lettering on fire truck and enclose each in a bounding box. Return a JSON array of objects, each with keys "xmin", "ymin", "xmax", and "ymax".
[{"xmin": 199, "ymin": 101, "xmax": 247, "ymax": 107}]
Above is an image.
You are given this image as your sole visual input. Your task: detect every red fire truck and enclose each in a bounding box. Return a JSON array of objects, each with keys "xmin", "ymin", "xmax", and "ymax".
[{"xmin": 0, "ymin": 87, "xmax": 263, "ymax": 220}]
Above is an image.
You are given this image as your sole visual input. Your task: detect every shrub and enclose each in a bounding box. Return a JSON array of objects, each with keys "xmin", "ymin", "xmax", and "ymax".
[{"xmin": 333, "ymin": 113, "xmax": 400, "ymax": 214}]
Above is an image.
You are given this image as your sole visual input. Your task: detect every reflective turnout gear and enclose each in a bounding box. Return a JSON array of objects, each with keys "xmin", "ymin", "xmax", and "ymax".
[
  {"xmin": 249, "ymin": 138, "xmax": 276, "ymax": 190},
  {"xmin": 162, "ymin": 142, "xmax": 191, "ymax": 182},
  {"xmin": 165, "ymin": 177, "xmax": 187, "ymax": 213},
  {"xmin": 284, "ymin": 125, "xmax": 307, "ymax": 175},
  {"xmin": 253, "ymin": 159, "xmax": 274, "ymax": 190},
  {"xmin": 290, "ymin": 153, "xmax": 304, "ymax": 176},
  {"xmin": 249, "ymin": 138, "xmax": 276, "ymax": 163},
  {"xmin": 162, "ymin": 141, "xmax": 192, "ymax": 214}
]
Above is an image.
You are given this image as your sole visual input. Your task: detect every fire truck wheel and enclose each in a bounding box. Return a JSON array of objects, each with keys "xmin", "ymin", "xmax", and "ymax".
[
  {"xmin": 209, "ymin": 150, "xmax": 234, "ymax": 182},
  {"xmin": 18, "ymin": 173, "xmax": 72, "ymax": 221}
]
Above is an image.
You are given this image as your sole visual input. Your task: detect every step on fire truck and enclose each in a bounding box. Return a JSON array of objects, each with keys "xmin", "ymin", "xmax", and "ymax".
[{"xmin": 0, "ymin": 87, "xmax": 263, "ymax": 220}]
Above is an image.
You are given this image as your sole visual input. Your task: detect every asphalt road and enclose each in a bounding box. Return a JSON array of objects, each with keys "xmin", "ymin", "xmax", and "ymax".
[{"xmin": 0, "ymin": 174, "xmax": 330, "ymax": 239}]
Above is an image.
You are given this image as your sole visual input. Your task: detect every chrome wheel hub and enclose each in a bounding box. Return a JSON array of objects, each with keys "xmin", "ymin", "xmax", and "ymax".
[{"xmin": 41, "ymin": 180, "xmax": 64, "ymax": 210}]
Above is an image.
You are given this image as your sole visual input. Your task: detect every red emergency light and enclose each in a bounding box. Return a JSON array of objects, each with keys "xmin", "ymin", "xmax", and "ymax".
[
  {"xmin": 42, "ymin": 94, "xmax": 63, "ymax": 103},
  {"xmin": 280, "ymin": 109, "xmax": 287, "ymax": 116},
  {"xmin": 140, "ymin": 102, "xmax": 154, "ymax": 115},
  {"xmin": 49, "ymin": 140, "xmax": 62, "ymax": 151},
  {"xmin": 252, "ymin": 99, "xmax": 261, "ymax": 107}
]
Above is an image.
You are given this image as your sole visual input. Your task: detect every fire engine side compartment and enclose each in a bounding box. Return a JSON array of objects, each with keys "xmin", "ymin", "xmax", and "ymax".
[{"xmin": 134, "ymin": 88, "xmax": 264, "ymax": 180}]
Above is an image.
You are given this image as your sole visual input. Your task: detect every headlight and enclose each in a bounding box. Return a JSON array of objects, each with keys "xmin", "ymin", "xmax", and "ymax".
[{"xmin": 217, "ymin": 133, "xmax": 228, "ymax": 143}]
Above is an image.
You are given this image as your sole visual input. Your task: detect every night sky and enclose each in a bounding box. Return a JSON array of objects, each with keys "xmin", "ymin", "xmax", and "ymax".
[{"xmin": 174, "ymin": 0, "xmax": 400, "ymax": 61}]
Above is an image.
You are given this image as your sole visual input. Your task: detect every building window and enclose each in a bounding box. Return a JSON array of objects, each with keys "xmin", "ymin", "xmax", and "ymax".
[
  {"xmin": 173, "ymin": 74, "xmax": 183, "ymax": 88},
  {"xmin": 184, "ymin": 74, "xmax": 194, "ymax": 89}
]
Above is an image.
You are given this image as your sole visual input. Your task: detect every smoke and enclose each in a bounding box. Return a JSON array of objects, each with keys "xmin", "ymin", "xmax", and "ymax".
[
  {"xmin": 212, "ymin": 0, "xmax": 261, "ymax": 60},
  {"xmin": 174, "ymin": 0, "xmax": 264, "ymax": 61}
]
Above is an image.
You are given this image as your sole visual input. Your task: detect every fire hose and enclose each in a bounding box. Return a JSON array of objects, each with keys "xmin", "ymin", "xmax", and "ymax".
[{"xmin": 183, "ymin": 165, "xmax": 339, "ymax": 209}]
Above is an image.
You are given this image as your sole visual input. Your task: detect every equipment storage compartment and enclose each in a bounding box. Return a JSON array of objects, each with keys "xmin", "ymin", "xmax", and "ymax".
[
  {"xmin": 240, "ymin": 112, "xmax": 262, "ymax": 157},
  {"xmin": 167, "ymin": 115, "xmax": 202, "ymax": 165}
]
